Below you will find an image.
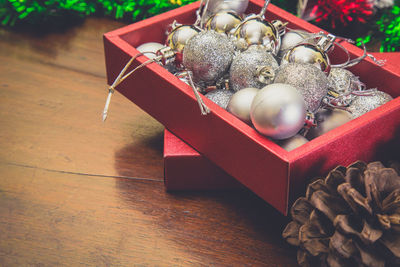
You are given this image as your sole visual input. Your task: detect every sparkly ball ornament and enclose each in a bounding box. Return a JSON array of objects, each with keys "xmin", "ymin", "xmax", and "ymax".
[
  {"xmin": 227, "ymin": 87, "xmax": 259, "ymax": 124},
  {"xmin": 166, "ymin": 25, "xmax": 201, "ymax": 53},
  {"xmin": 207, "ymin": 0, "xmax": 249, "ymax": 16},
  {"xmin": 279, "ymin": 135, "xmax": 309, "ymax": 151},
  {"xmin": 250, "ymin": 83, "xmax": 307, "ymax": 140},
  {"xmin": 274, "ymin": 63, "xmax": 329, "ymax": 112},
  {"xmin": 233, "ymin": 18, "xmax": 287, "ymax": 54},
  {"xmin": 183, "ymin": 30, "xmax": 235, "ymax": 86},
  {"xmin": 281, "ymin": 34, "xmax": 336, "ymax": 74},
  {"xmin": 328, "ymin": 67, "xmax": 363, "ymax": 95},
  {"xmin": 347, "ymin": 89, "xmax": 393, "ymax": 119},
  {"xmin": 307, "ymin": 109, "xmax": 352, "ymax": 139},
  {"xmin": 136, "ymin": 42, "xmax": 165, "ymax": 59},
  {"xmin": 229, "ymin": 45, "xmax": 279, "ymax": 91},
  {"xmin": 205, "ymin": 12, "xmax": 242, "ymax": 34},
  {"xmin": 205, "ymin": 89, "xmax": 234, "ymax": 109}
]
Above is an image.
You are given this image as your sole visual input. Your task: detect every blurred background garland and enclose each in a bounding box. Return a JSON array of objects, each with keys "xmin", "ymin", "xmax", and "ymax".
[{"xmin": 0, "ymin": 0, "xmax": 398, "ymax": 52}]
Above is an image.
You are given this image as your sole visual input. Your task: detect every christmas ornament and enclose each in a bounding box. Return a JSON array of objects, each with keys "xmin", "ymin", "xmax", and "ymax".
[
  {"xmin": 233, "ymin": 18, "xmax": 287, "ymax": 54},
  {"xmin": 347, "ymin": 89, "xmax": 393, "ymax": 119},
  {"xmin": 229, "ymin": 45, "xmax": 279, "ymax": 91},
  {"xmin": 283, "ymin": 161, "xmax": 400, "ymax": 267},
  {"xmin": 374, "ymin": 0, "xmax": 394, "ymax": 9},
  {"xmin": 205, "ymin": 11, "xmax": 242, "ymax": 34},
  {"xmin": 250, "ymin": 83, "xmax": 307, "ymax": 140},
  {"xmin": 328, "ymin": 67, "xmax": 363, "ymax": 95},
  {"xmin": 306, "ymin": 109, "xmax": 352, "ymax": 139},
  {"xmin": 279, "ymin": 134, "xmax": 309, "ymax": 151},
  {"xmin": 207, "ymin": 0, "xmax": 249, "ymax": 16},
  {"xmin": 227, "ymin": 87, "xmax": 259, "ymax": 124},
  {"xmin": 281, "ymin": 33, "xmax": 335, "ymax": 74},
  {"xmin": 136, "ymin": 42, "xmax": 165, "ymax": 59},
  {"xmin": 274, "ymin": 63, "xmax": 329, "ymax": 112},
  {"xmin": 183, "ymin": 30, "xmax": 235, "ymax": 86},
  {"xmin": 205, "ymin": 89, "xmax": 234, "ymax": 109},
  {"xmin": 166, "ymin": 24, "xmax": 202, "ymax": 53},
  {"xmin": 279, "ymin": 30, "xmax": 313, "ymax": 58}
]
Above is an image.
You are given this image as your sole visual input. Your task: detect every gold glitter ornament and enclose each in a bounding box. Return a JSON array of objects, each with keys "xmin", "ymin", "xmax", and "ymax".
[
  {"xmin": 227, "ymin": 87, "xmax": 259, "ymax": 124},
  {"xmin": 347, "ymin": 89, "xmax": 393, "ymax": 119},
  {"xmin": 250, "ymin": 83, "xmax": 307, "ymax": 140},
  {"xmin": 229, "ymin": 45, "xmax": 279, "ymax": 91},
  {"xmin": 274, "ymin": 63, "xmax": 329, "ymax": 112},
  {"xmin": 166, "ymin": 25, "xmax": 201, "ymax": 53},
  {"xmin": 281, "ymin": 34, "xmax": 336, "ymax": 74},
  {"xmin": 205, "ymin": 89, "xmax": 234, "ymax": 109},
  {"xmin": 205, "ymin": 12, "xmax": 242, "ymax": 34},
  {"xmin": 183, "ymin": 30, "xmax": 235, "ymax": 86},
  {"xmin": 233, "ymin": 18, "xmax": 286, "ymax": 54},
  {"xmin": 328, "ymin": 67, "xmax": 363, "ymax": 95}
]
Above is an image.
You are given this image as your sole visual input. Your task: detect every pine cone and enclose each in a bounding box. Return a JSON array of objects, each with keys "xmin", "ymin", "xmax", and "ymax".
[{"xmin": 283, "ymin": 161, "xmax": 400, "ymax": 267}]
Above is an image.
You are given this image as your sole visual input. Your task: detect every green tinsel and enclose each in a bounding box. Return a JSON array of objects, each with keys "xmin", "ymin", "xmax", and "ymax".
[{"xmin": 0, "ymin": 0, "xmax": 399, "ymax": 52}]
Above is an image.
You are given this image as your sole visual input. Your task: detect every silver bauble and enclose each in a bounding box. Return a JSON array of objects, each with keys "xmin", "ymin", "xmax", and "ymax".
[
  {"xmin": 347, "ymin": 89, "xmax": 393, "ymax": 119},
  {"xmin": 229, "ymin": 45, "xmax": 279, "ymax": 91},
  {"xmin": 227, "ymin": 87, "xmax": 259, "ymax": 124},
  {"xmin": 328, "ymin": 67, "xmax": 362, "ymax": 95},
  {"xmin": 166, "ymin": 25, "xmax": 201, "ymax": 53},
  {"xmin": 136, "ymin": 42, "xmax": 165, "ymax": 59},
  {"xmin": 307, "ymin": 109, "xmax": 352, "ymax": 139},
  {"xmin": 274, "ymin": 63, "xmax": 329, "ymax": 112},
  {"xmin": 279, "ymin": 134, "xmax": 308, "ymax": 151},
  {"xmin": 183, "ymin": 30, "xmax": 235, "ymax": 86},
  {"xmin": 250, "ymin": 83, "xmax": 306, "ymax": 140},
  {"xmin": 279, "ymin": 30, "xmax": 312, "ymax": 58},
  {"xmin": 208, "ymin": 0, "xmax": 249, "ymax": 15},
  {"xmin": 205, "ymin": 89, "xmax": 234, "ymax": 109},
  {"xmin": 205, "ymin": 12, "xmax": 242, "ymax": 34}
]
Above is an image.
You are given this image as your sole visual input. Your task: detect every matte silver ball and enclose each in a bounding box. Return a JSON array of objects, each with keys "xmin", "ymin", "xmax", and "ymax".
[
  {"xmin": 229, "ymin": 45, "xmax": 279, "ymax": 91},
  {"xmin": 205, "ymin": 89, "xmax": 234, "ymax": 109},
  {"xmin": 208, "ymin": 0, "xmax": 249, "ymax": 15},
  {"xmin": 307, "ymin": 109, "xmax": 352, "ymax": 139},
  {"xmin": 227, "ymin": 87, "xmax": 259, "ymax": 123},
  {"xmin": 250, "ymin": 83, "xmax": 306, "ymax": 140},
  {"xmin": 136, "ymin": 42, "xmax": 165, "ymax": 59},
  {"xmin": 279, "ymin": 134, "xmax": 309, "ymax": 151},
  {"xmin": 328, "ymin": 67, "xmax": 361, "ymax": 95},
  {"xmin": 183, "ymin": 31, "xmax": 235, "ymax": 86},
  {"xmin": 347, "ymin": 89, "xmax": 393, "ymax": 119},
  {"xmin": 274, "ymin": 63, "xmax": 329, "ymax": 112}
]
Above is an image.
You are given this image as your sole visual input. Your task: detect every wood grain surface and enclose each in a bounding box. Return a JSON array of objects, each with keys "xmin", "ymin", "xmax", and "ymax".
[{"xmin": 0, "ymin": 18, "xmax": 297, "ymax": 266}]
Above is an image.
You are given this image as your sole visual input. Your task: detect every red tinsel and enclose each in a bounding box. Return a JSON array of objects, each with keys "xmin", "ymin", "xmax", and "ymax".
[{"xmin": 311, "ymin": 0, "xmax": 374, "ymax": 28}]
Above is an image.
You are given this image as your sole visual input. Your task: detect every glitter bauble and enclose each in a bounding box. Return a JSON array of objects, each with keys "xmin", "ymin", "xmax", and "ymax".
[
  {"xmin": 166, "ymin": 25, "xmax": 201, "ymax": 53},
  {"xmin": 205, "ymin": 12, "xmax": 242, "ymax": 34},
  {"xmin": 279, "ymin": 134, "xmax": 308, "ymax": 151},
  {"xmin": 183, "ymin": 31, "xmax": 235, "ymax": 86},
  {"xmin": 229, "ymin": 45, "xmax": 279, "ymax": 91},
  {"xmin": 281, "ymin": 43, "xmax": 330, "ymax": 73},
  {"xmin": 274, "ymin": 63, "xmax": 329, "ymax": 112},
  {"xmin": 136, "ymin": 42, "xmax": 165, "ymax": 59},
  {"xmin": 227, "ymin": 87, "xmax": 259, "ymax": 124},
  {"xmin": 205, "ymin": 89, "xmax": 234, "ymax": 109},
  {"xmin": 208, "ymin": 0, "xmax": 249, "ymax": 15},
  {"xmin": 279, "ymin": 30, "xmax": 312, "ymax": 58},
  {"xmin": 250, "ymin": 83, "xmax": 306, "ymax": 140},
  {"xmin": 307, "ymin": 109, "xmax": 352, "ymax": 139},
  {"xmin": 233, "ymin": 18, "xmax": 281, "ymax": 53},
  {"xmin": 328, "ymin": 67, "xmax": 362, "ymax": 95},
  {"xmin": 347, "ymin": 90, "xmax": 393, "ymax": 119}
]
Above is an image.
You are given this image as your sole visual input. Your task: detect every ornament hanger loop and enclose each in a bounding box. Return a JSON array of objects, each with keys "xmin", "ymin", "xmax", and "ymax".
[
  {"xmin": 186, "ymin": 71, "xmax": 211, "ymax": 115},
  {"xmin": 258, "ymin": 0, "xmax": 271, "ymax": 19}
]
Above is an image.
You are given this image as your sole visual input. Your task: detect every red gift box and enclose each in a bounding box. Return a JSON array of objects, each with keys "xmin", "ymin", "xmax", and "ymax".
[{"xmin": 104, "ymin": 0, "xmax": 400, "ymax": 214}]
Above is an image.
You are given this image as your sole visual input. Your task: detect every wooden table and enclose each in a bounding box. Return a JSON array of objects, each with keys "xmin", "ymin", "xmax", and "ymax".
[{"xmin": 0, "ymin": 18, "xmax": 297, "ymax": 266}]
